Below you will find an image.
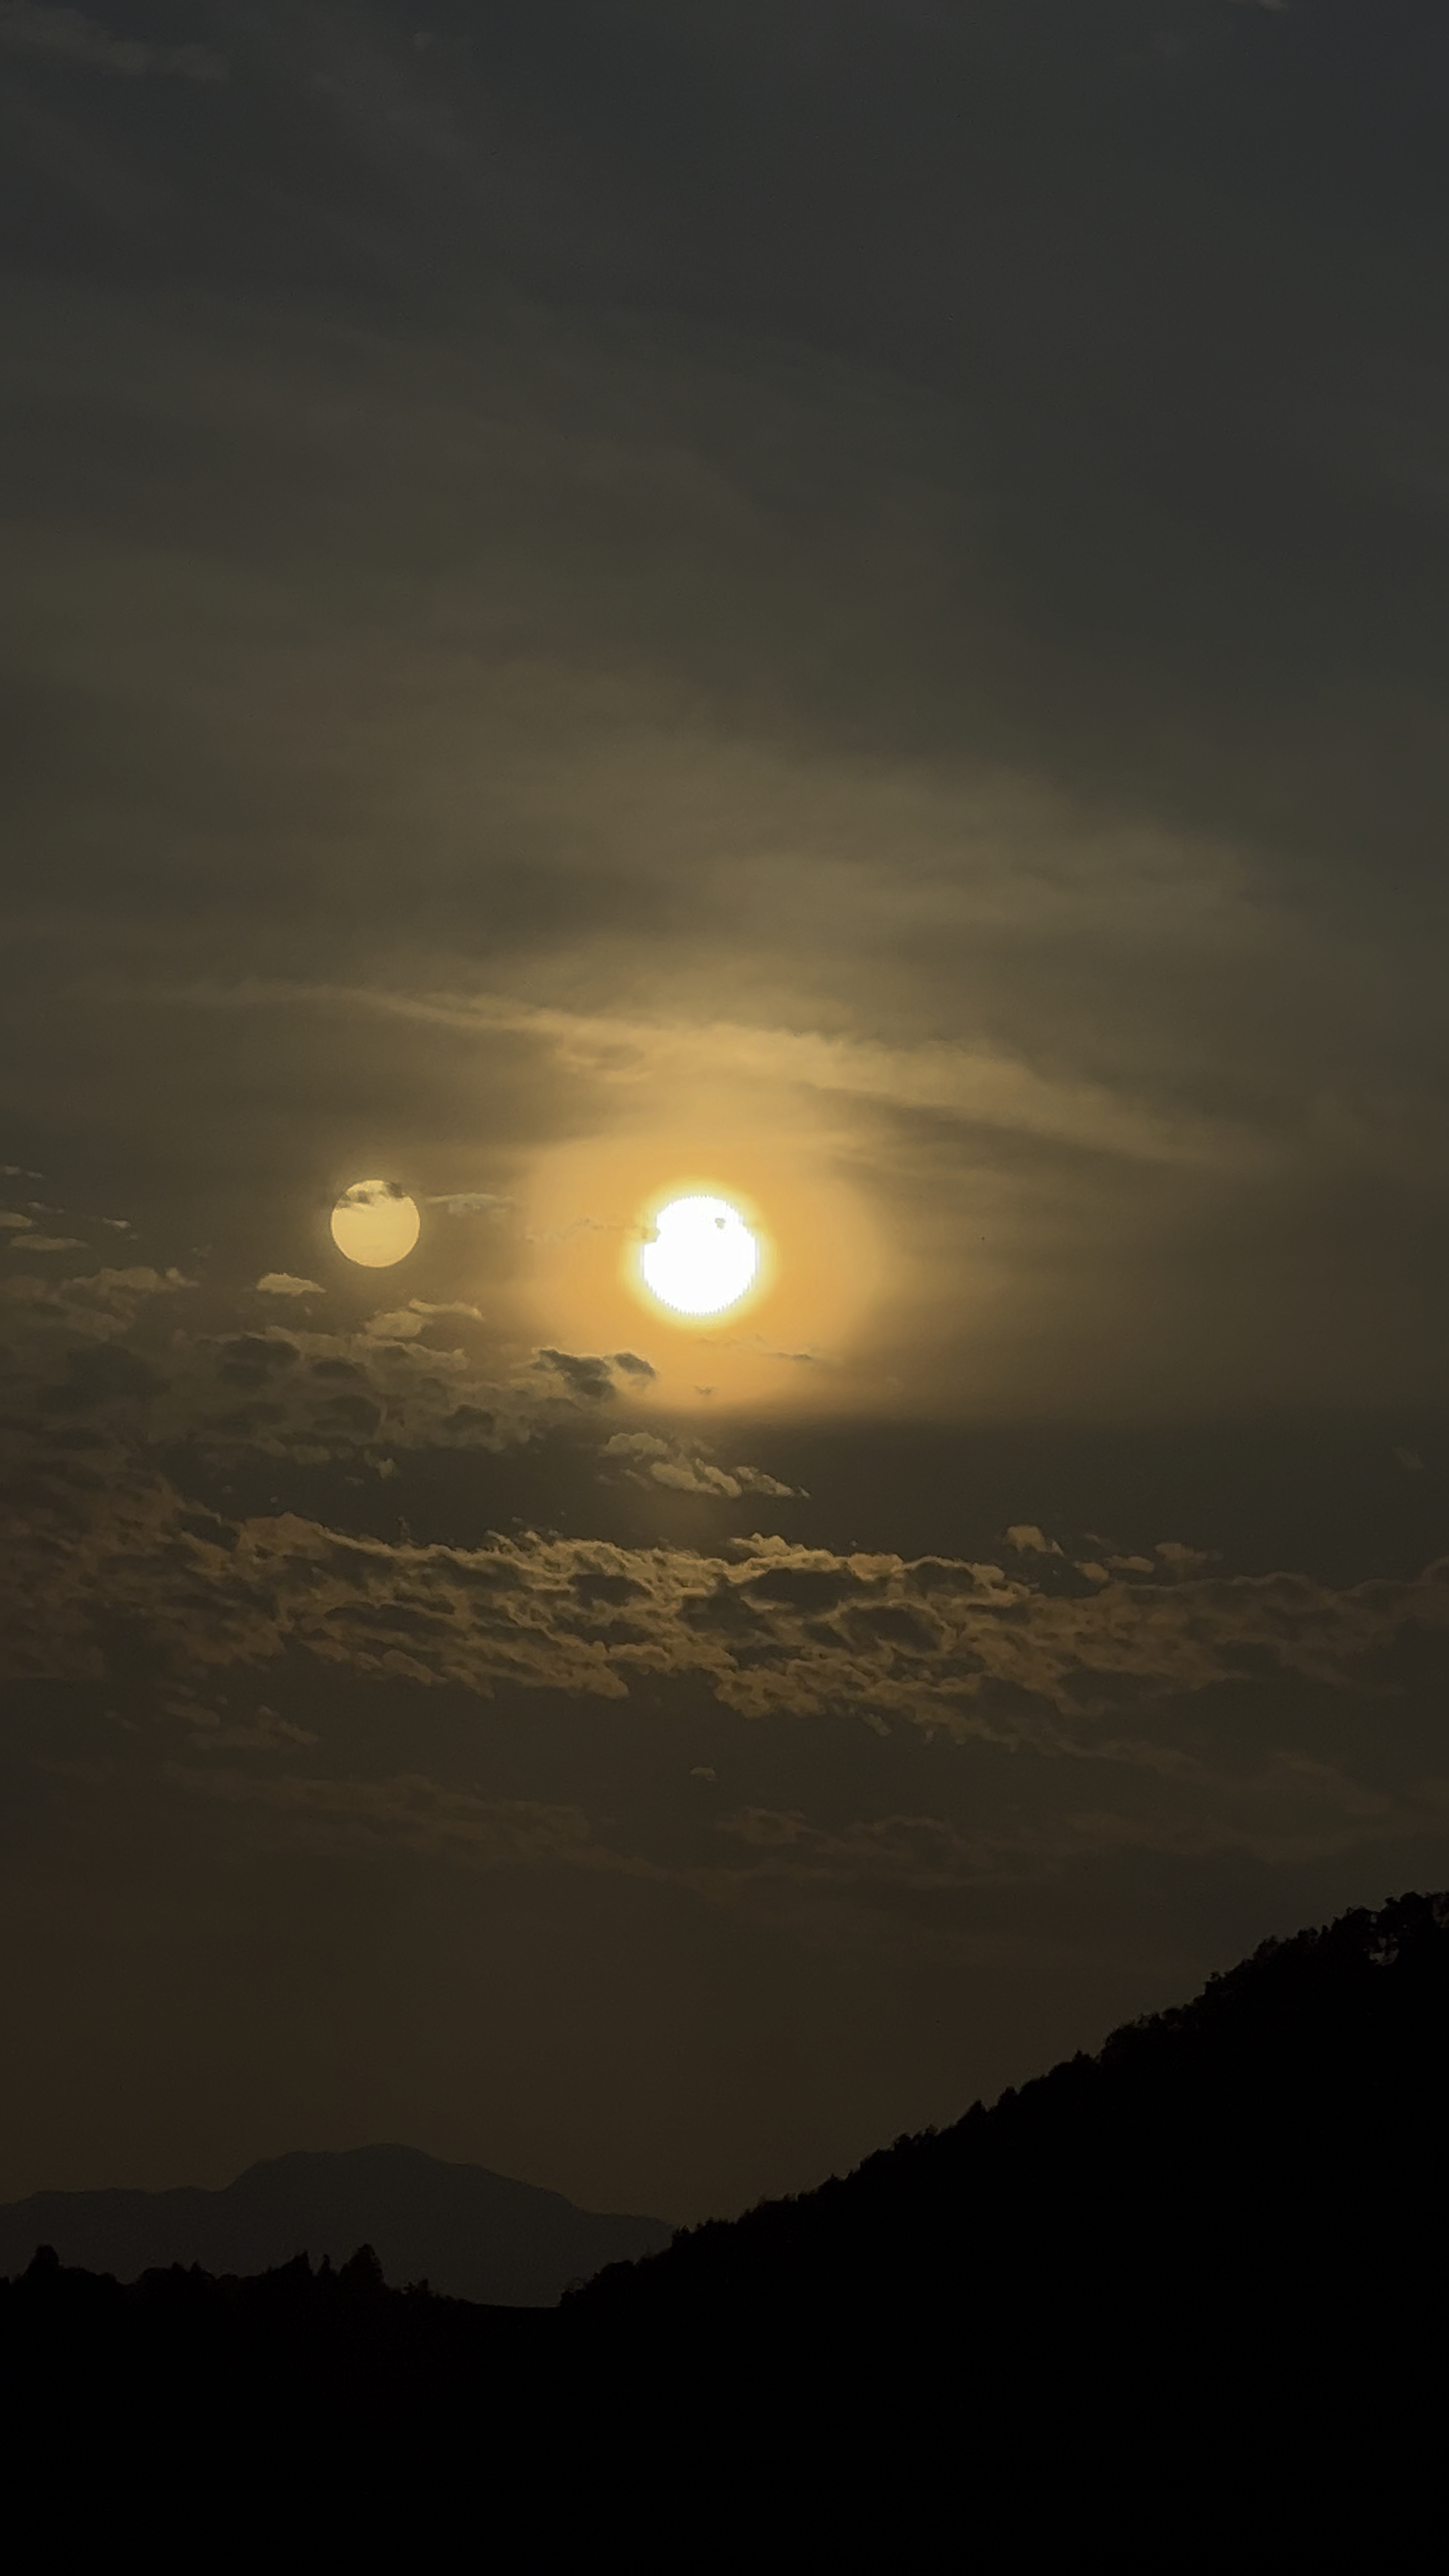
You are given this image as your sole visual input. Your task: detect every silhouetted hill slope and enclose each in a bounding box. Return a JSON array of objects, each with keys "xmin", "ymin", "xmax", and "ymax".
[
  {"xmin": 570, "ymin": 1887, "xmax": 1449, "ymax": 2343},
  {"xmin": 0, "ymin": 2143, "xmax": 669, "ymax": 2304}
]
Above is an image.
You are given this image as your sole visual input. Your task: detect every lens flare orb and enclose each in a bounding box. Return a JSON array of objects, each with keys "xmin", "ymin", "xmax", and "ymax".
[
  {"xmin": 640, "ymin": 1194, "xmax": 759, "ymax": 1318},
  {"xmin": 330, "ymin": 1178, "xmax": 421, "ymax": 1268}
]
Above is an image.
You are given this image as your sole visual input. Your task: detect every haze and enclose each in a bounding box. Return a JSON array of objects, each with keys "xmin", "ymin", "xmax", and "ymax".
[{"xmin": 1, "ymin": 0, "xmax": 1446, "ymax": 2226}]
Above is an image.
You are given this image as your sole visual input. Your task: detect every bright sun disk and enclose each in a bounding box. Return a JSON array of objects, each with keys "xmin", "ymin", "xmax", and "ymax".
[
  {"xmin": 640, "ymin": 1193, "xmax": 759, "ymax": 1317},
  {"xmin": 330, "ymin": 1178, "xmax": 421, "ymax": 1269}
]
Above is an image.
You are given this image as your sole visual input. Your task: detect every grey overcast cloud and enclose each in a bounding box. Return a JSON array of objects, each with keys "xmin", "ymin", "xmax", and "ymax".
[{"xmin": 2, "ymin": 0, "xmax": 1448, "ymax": 2223}]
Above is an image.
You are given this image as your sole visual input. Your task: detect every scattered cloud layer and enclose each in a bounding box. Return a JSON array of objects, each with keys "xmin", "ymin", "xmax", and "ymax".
[
  {"xmin": 0, "ymin": 2, "xmax": 226, "ymax": 82},
  {"xmin": 6, "ymin": 1422, "xmax": 1446, "ymax": 1756},
  {"xmin": 603, "ymin": 1430, "xmax": 798, "ymax": 1501}
]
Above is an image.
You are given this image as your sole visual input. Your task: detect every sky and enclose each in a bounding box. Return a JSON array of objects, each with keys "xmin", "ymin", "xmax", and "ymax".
[{"xmin": 1, "ymin": 0, "xmax": 1448, "ymax": 2226}]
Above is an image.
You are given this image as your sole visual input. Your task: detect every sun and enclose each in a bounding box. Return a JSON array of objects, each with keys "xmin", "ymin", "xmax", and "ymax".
[
  {"xmin": 330, "ymin": 1178, "xmax": 421, "ymax": 1269},
  {"xmin": 639, "ymin": 1193, "xmax": 760, "ymax": 1318}
]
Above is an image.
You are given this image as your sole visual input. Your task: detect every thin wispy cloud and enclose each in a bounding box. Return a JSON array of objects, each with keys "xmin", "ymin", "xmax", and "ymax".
[{"xmin": 0, "ymin": 1, "xmax": 226, "ymax": 81}]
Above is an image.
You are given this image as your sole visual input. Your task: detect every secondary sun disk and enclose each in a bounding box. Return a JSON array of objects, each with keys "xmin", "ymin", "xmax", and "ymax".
[
  {"xmin": 640, "ymin": 1194, "xmax": 760, "ymax": 1317},
  {"xmin": 330, "ymin": 1178, "xmax": 421, "ymax": 1268}
]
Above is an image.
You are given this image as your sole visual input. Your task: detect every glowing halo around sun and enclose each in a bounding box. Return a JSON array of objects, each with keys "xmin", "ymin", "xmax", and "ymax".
[
  {"xmin": 525, "ymin": 1131, "xmax": 875, "ymax": 1403},
  {"xmin": 329, "ymin": 1178, "xmax": 421, "ymax": 1269},
  {"xmin": 639, "ymin": 1193, "xmax": 760, "ymax": 1318}
]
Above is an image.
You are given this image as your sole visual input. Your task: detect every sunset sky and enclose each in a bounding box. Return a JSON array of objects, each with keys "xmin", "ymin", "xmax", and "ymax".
[{"xmin": 3, "ymin": 0, "xmax": 1447, "ymax": 2224}]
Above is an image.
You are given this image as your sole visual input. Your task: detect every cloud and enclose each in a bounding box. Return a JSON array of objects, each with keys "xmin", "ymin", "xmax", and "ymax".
[
  {"xmin": 0, "ymin": 1264, "xmax": 672, "ymax": 1477},
  {"xmin": 735, "ymin": 1464, "xmax": 800, "ymax": 1499},
  {"xmin": 1156, "ymin": 1541, "xmax": 1218, "ymax": 1576},
  {"xmin": 0, "ymin": 3, "xmax": 227, "ymax": 81},
  {"xmin": 4, "ymin": 1392, "xmax": 1448, "ymax": 1922},
  {"xmin": 651, "ymin": 1458, "xmax": 745, "ymax": 1499},
  {"xmin": 0, "ymin": 1213, "xmax": 33, "ymax": 1231},
  {"xmin": 364, "ymin": 1299, "xmax": 484, "ymax": 1342},
  {"xmin": 1005, "ymin": 1525, "xmax": 1063, "ymax": 1558},
  {"xmin": 335, "ymin": 1181, "xmax": 409, "ymax": 1210},
  {"xmin": 0, "ymin": 1264, "xmax": 195, "ymax": 1332},
  {"xmin": 8, "ymin": 1234, "xmax": 85, "ymax": 1253},
  {"xmin": 426, "ymin": 1193, "xmax": 512, "ymax": 1219},
  {"xmin": 34, "ymin": 1340, "xmax": 162, "ymax": 1411},
  {"xmin": 525, "ymin": 1217, "xmax": 625, "ymax": 1249},
  {"xmin": 161, "ymin": 1756, "xmax": 1409, "ymax": 1925},
  {"xmin": 710, "ymin": 1768, "xmax": 1397, "ymax": 1892},
  {"xmin": 68, "ymin": 1265, "xmax": 193, "ymax": 1307},
  {"xmin": 335, "ymin": 989, "xmax": 1257, "ymax": 1178},
  {"xmin": 9, "ymin": 1444, "xmax": 1448, "ymax": 1761},
  {"xmin": 533, "ymin": 1349, "xmax": 625, "ymax": 1403},
  {"xmin": 170, "ymin": 1698, "xmax": 317, "ymax": 1753},
  {"xmin": 172, "ymin": 1768, "xmax": 596, "ymax": 1870},
  {"xmin": 602, "ymin": 1430, "xmax": 800, "ymax": 1501}
]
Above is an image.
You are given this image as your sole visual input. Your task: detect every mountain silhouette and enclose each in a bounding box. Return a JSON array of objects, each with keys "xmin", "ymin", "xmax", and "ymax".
[
  {"xmin": 570, "ymin": 1886, "xmax": 1449, "ymax": 2342},
  {"xmin": 4, "ymin": 1894, "xmax": 1446, "ymax": 2555},
  {"xmin": 559, "ymin": 1887, "xmax": 1449, "ymax": 2552},
  {"xmin": 0, "ymin": 2143, "xmax": 669, "ymax": 2304}
]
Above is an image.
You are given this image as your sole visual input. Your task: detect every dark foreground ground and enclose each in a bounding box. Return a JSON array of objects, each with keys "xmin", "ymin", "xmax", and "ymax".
[{"xmin": 5, "ymin": 1894, "xmax": 1446, "ymax": 2559}]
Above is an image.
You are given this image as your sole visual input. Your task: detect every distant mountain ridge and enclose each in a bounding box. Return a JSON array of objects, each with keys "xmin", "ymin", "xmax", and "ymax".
[{"xmin": 0, "ymin": 2143, "xmax": 670, "ymax": 2305}]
